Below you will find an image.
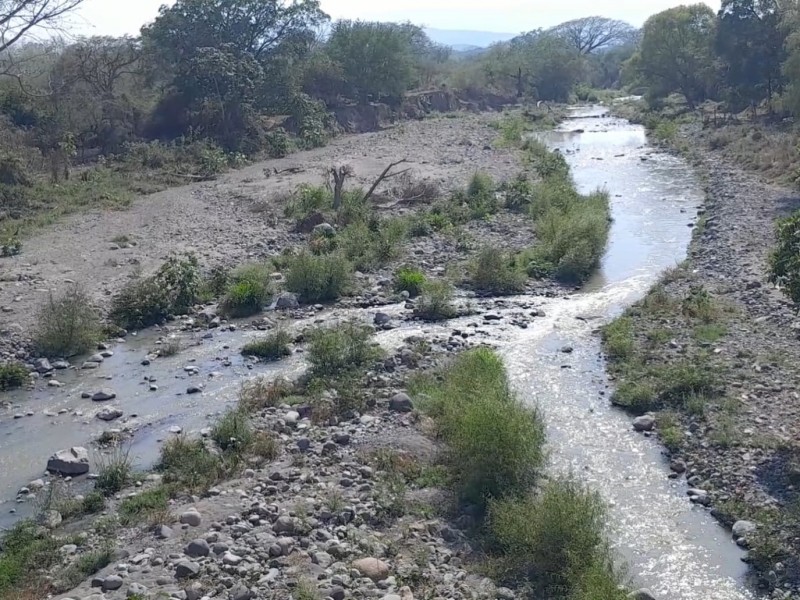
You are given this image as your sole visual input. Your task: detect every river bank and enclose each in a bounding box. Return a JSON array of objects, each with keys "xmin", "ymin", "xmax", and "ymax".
[
  {"xmin": 0, "ymin": 108, "xmax": 759, "ymax": 600},
  {"xmin": 602, "ymin": 102, "xmax": 800, "ymax": 595}
]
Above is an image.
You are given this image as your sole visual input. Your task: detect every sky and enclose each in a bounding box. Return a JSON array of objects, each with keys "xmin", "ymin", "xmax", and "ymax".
[{"xmin": 71, "ymin": 0, "xmax": 721, "ymax": 38}]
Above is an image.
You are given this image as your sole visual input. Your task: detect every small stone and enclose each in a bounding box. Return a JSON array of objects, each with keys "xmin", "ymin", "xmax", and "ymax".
[
  {"xmin": 222, "ymin": 551, "xmax": 243, "ymax": 566},
  {"xmin": 92, "ymin": 389, "xmax": 117, "ymax": 402},
  {"xmin": 669, "ymin": 459, "xmax": 686, "ymax": 474},
  {"xmin": 275, "ymin": 292, "xmax": 300, "ymax": 310},
  {"xmin": 628, "ymin": 590, "xmax": 657, "ymax": 600},
  {"xmin": 632, "ymin": 415, "xmax": 655, "ymax": 432},
  {"xmin": 389, "ymin": 392, "xmax": 413, "ymax": 413},
  {"xmin": 180, "ymin": 510, "xmax": 202, "ymax": 527},
  {"xmin": 230, "ymin": 584, "xmax": 254, "ymax": 600},
  {"xmin": 273, "ymin": 515, "xmax": 295, "ymax": 535},
  {"xmin": 169, "ymin": 425, "xmax": 183, "ymax": 434},
  {"xmin": 87, "ymin": 353, "xmax": 105, "ymax": 363},
  {"xmin": 157, "ymin": 525, "xmax": 174, "ymax": 539},
  {"xmin": 186, "ymin": 385, "xmax": 202, "ymax": 394},
  {"xmin": 33, "ymin": 358, "xmax": 52, "ymax": 373},
  {"xmin": 127, "ymin": 583, "xmax": 148, "ymax": 597},
  {"xmin": 374, "ymin": 312, "xmax": 391, "ymax": 326}
]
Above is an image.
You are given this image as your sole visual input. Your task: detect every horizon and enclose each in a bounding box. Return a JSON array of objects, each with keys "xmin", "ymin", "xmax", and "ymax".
[{"xmin": 68, "ymin": 0, "xmax": 721, "ymax": 40}]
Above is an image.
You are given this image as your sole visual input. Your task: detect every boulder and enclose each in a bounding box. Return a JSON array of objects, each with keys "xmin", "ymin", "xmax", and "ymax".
[
  {"xmin": 97, "ymin": 407, "xmax": 123, "ymax": 422},
  {"xmin": 47, "ymin": 447, "xmax": 90, "ymax": 476},
  {"xmin": 175, "ymin": 560, "xmax": 201, "ymax": 579},
  {"xmin": 732, "ymin": 520, "xmax": 757, "ymax": 540},
  {"xmin": 352, "ymin": 557, "xmax": 390, "ymax": 582},
  {"xmin": 389, "ymin": 392, "xmax": 414, "ymax": 413},
  {"xmin": 33, "ymin": 358, "xmax": 52, "ymax": 373},
  {"xmin": 101, "ymin": 575, "xmax": 123, "ymax": 591},
  {"xmin": 275, "ymin": 292, "xmax": 299, "ymax": 310},
  {"xmin": 374, "ymin": 312, "xmax": 391, "ymax": 326},
  {"xmin": 632, "ymin": 415, "xmax": 655, "ymax": 432},
  {"xmin": 628, "ymin": 591, "xmax": 656, "ymax": 600},
  {"xmin": 312, "ymin": 222, "xmax": 336, "ymax": 238},
  {"xmin": 180, "ymin": 510, "xmax": 202, "ymax": 527},
  {"xmin": 92, "ymin": 389, "xmax": 116, "ymax": 402},
  {"xmin": 184, "ymin": 539, "xmax": 210, "ymax": 558}
]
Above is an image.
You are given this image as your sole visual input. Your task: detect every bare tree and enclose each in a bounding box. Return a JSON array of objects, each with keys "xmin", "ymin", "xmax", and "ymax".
[
  {"xmin": 62, "ymin": 36, "xmax": 141, "ymax": 97},
  {"xmin": 549, "ymin": 16, "xmax": 637, "ymax": 55},
  {"xmin": 0, "ymin": 0, "xmax": 85, "ymax": 54}
]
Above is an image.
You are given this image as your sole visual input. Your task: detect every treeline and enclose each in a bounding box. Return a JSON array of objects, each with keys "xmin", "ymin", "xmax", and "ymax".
[
  {"xmin": 0, "ymin": 0, "xmax": 642, "ymax": 192},
  {"xmin": 624, "ymin": 0, "xmax": 800, "ymax": 115}
]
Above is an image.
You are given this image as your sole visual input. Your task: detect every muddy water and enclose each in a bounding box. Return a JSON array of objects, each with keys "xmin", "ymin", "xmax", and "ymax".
[{"xmin": 0, "ymin": 107, "xmax": 755, "ymax": 598}]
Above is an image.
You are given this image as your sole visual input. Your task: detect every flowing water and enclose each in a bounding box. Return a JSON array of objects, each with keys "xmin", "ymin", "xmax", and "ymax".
[{"xmin": 0, "ymin": 106, "xmax": 755, "ymax": 599}]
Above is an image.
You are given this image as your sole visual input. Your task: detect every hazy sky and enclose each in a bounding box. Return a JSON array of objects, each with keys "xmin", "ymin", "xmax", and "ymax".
[{"xmin": 72, "ymin": 0, "xmax": 721, "ymax": 37}]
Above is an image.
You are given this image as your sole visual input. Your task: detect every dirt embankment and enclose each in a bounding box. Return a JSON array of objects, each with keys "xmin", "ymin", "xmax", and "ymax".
[
  {"xmin": 0, "ymin": 112, "xmax": 525, "ymax": 361},
  {"xmin": 611, "ymin": 122, "xmax": 800, "ymax": 590}
]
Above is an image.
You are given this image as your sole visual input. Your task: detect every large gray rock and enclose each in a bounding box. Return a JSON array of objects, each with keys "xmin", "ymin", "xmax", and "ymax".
[
  {"xmin": 389, "ymin": 392, "xmax": 414, "ymax": 413},
  {"xmin": 312, "ymin": 222, "xmax": 336, "ymax": 238},
  {"xmin": 96, "ymin": 407, "xmax": 123, "ymax": 422},
  {"xmin": 230, "ymin": 584, "xmax": 254, "ymax": 600},
  {"xmin": 275, "ymin": 292, "xmax": 299, "ymax": 310},
  {"xmin": 628, "ymin": 590, "xmax": 657, "ymax": 600},
  {"xmin": 732, "ymin": 520, "xmax": 757, "ymax": 540},
  {"xmin": 374, "ymin": 312, "xmax": 391, "ymax": 326},
  {"xmin": 632, "ymin": 415, "xmax": 655, "ymax": 432},
  {"xmin": 184, "ymin": 539, "xmax": 210, "ymax": 558},
  {"xmin": 352, "ymin": 557, "xmax": 390, "ymax": 582},
  {"xmin": 180, "ymin": 510, "xmax": 202, "ymax": 527},
  {"xmin": 92, "ymin": 389, "xmax": 116, "ymax": 402},
  {"xmin": 101, "ymin": 575, "xmax": 123, "ymax": 591},
  {"xmin": 33, "ymin": 358, "xmax": 52, "ymax": 373},
  {"xmin": 273, "ymin": 515, "xmax": 295, "ymax": 535},
  {"xmin": 47, "ymin": 447, "xmax": 90, "ymax": 476},
  {"xmin": 175, "ymin": 560, "xmax": 201, "ymax": 579}
]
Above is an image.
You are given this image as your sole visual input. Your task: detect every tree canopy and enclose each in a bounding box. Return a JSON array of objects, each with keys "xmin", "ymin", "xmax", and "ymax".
[{"xmin": 549, "ymin": 16, "xmax": 637, "ymax": 54}]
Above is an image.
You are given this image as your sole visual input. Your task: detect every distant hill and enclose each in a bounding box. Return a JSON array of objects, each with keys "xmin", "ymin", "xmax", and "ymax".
[{"xmin": 424, "ymin": 28, "xmax": 517, "ymax": 49}]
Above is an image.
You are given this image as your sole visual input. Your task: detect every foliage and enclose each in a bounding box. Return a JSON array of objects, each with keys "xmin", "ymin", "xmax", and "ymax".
[
  {"xmin": 239, "ymin": 376, "xmax": 293, "ymax": 413},
  {"xmin": 549, "ymin": 16, "xmax": 638, "ymax": 54},
  {"xmin": 220, "ymin": 263, "xmax": 273, "ymax": 317},
  {"xmin": 158, "ymin": 436, "xmax": 226, "ymax": 493},
  {"xmin": 33, "ymin": 286, "xmax": 101, "ymax": 357},
  {"xmin": 0, "ymin": 520, "xmax": 60, "ymax": 596},
  {"xmin": 601, "ymin": 316, "xmax": 635, "ymax": 362},
  {"xmin": 118, "ymin": 486, "xmax": 170, "ymax": 526},
  {"xmin": 242, "ymin": 329, "xmax": 292, "ymax": 361},
  {"xmin": 211, "ymin": 409, "xmax": 254, "ymax": 453},
  {"xmin": 411, "ymin": 348, "xmax": 546, "ymax": 513},
  {"xmin": 94, "ymin": 447, "xmax": 133, "ymax": 496},
  {"xmin": 0, "ymin": 362, "xmax": 29, "ymax": 391},
  {"xmin": 770, "ymin": 211, "xmax": 800, "ymax": 304},
  {"xmin": 415, "ymin": 279, "xmax": 457, "ymax": 321},
  {"xmin": 394, "ymin": 265, "xmax": 426, "ymax": 297},
  {"xmin": 455, "ymin": 171, "xmax": 498, "ymax": 219},
  {"xmin": 284, "ymin": 252, "xmax": 352, "ymax": 303},
  {"xmin": 110, "ymin": 253, "xmax": 200, "ymax": 329},
  {"xmin": 336, "ymin": 218, "xmax": 408, "ymax": 271},
  {"xmin": 307, "ymin": 321, "xmax": 382, "ymax": 378},
  {"xmin": 470, "ymin": 247, "xmax": 527, "ymax": 295}
]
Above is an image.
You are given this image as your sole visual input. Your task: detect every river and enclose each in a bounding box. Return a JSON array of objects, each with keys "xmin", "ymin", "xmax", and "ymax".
[{"xmin": 0, "ymin": 106, "xmax": 755, "ymax": 599}]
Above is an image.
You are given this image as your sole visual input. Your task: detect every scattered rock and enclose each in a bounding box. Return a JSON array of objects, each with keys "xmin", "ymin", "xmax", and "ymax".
[
  {"xmin": 632, "ymin": 415, "xmax": 655, "ymax": 432},
  {"xmin": 101, "ymin": 575, "xmax": 123, "ymax": 591},
  {"xmin": 180, "ymin": 510, "xmax": 202, "ymax": 527},
  {"xmin": 47, "ymin": 446, "xmax": 90, "ymax": 476},
  {"xmin": 389, "ymin": 392, "xmax": 414, "ymax": 413},
  {"xmin": 184, "ymin": 539, "xmax": 210, "ymax": 558},
  {"xmin": 175, "ymin": 560, "xmax": 201, "ymax": 579},
  {"xmin": 274, "ymin": 292, "xmax": 299, "ymax": 310},
  {"xmin": 91, "ymin": 389, "xmax": 116, "ymax": 402},
  {"xmin": 96, "ymin": 407, "xmax": 123, "ymax": 422},
  {"xmin": 352, "ymin": 557, "xmax": 390, "ymax": 582}
]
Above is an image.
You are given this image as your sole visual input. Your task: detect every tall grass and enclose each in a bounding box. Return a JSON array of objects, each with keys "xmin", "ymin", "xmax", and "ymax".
[
  {"xmin": 284, "ymin": 252, "xmax": 352, "ymax": 303},
  {"xmin": 34, "ymin": 286, "xmax": 100, "ymax": 357},
  {"xmin": 0, "ymin": 362, "xmax": 29, "ymax": 391},
  {"xmin": 307, "ymin": 321, "xmax": 382, "ymax": 378},
  {"xmin": 219, "ymin": 263, "xmax": 273, "ymax": 318},
  {"xmin": 470, "ymin": 247, "xmax": 526, "ymax": 295}
]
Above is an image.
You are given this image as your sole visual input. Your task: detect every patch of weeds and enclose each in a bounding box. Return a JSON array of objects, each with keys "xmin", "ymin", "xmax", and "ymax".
[
  {"xmin": 646, "ymin": 328, "xmax": 673, "ymax": 345},
  {"xmin": 294, "ymin": 577, "xmax": 320, "ymax": 600},
  {"xmin": 337, "ymin": 218, "xmax": 408, "ymax": 271},
  {"xmin": 492, "ymin": 113, "xmax": 530, "ymax": 147},
  {"xmin": 284, "ymin": 184, "xmax": 331, "ymax": 220},
  {"xmin": 250, "ymin": 430, "xmax": 279, "ymax": 463},
  {"xmin": 470, "ymin": 247, "xmax": 526, "ymax": 295},
  {"xmin": 284, "ymin": 252, "xmax": 352, "ymax": 303},
  {"xmin": 118, "ymin": 486, "xmax": 170, "ymax": 526},
  {"xmin": 502, "ymin": 173, "xmax": 535, "ymax": 211},
  {"xmin": 458, "ymin": 171, "xmax": 498, "ymax": 219},
  {"xmin": 198, "ymin": 265, "xmax": 229, "ymax": 302},
  {"xmin": 242, "ymin": 329, "xmax": 292, "ymax": 361},
  {"xmin": 612, "ymin": 380, "xmax": 657, "ymax": 413},
  {"xmin": 694, "ymin": 323, "xmax": 727, "ymax": 343},
  {"xmin": 415, "ymin": 279, "xmax": 457, "ymax": 321},
  {"xmin": 601, "ymin": 316, "xmax": 635, "ymax": 362},
  {"xmin": 657, "ymin": 411, "xmax": 685, "ymax": 453},
  {"xmin": 57, "ymin": 547, "xmax": 113, "ymax": 591},
  {"xmin": 156, "ymin": 337, "xmax": 182, "ymax": 357},
  {"xmin": 307, "ymin": 321, "xmax": 382, "ymax": 378},
  {"xmin": 211, "ymin": 409, "xmax": 254, "ymax": 454},
  {"xmin": 81, "ymin": 491, "xmax": 106, "ymax": 515},
  {"xmin": 0, "ymin": 362, "xmax": 29, "ymax": 391},
  {"xmin": 394, "ymin": 265, "xmax": 426, "ymax": 297},
  {"xmin": 0, "ymin": 520, "xmax": 60, "ymax": 596},
  {"xmin": 682, "ymin": 286, "xmax": 718, "ymax": 323},
  {"xmin": 34, "ymin": 286, "xmax": 101, "ymax": 357},
  {"xmin": 219, "ymin": 263, "xmax": 273, "ymax": 318},
  {"xmin": 239, "ymin": 376, "xmax": 294, "ymax": 413},
  {"xmin": 94, "ymin": 446, "xmax": 133, "ymax": 496},
  {"xmin": 158, "ymin": 437, "xmax": 226, "ymax": 493}
]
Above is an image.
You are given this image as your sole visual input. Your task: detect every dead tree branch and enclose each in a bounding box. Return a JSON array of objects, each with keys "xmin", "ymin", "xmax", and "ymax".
[{"xmin": 363, "ymin": 159, "xmax": 410, "ymax": 202}]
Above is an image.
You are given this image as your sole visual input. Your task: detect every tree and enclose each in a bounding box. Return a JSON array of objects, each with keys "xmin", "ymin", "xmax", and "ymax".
[
  {"xmin": 630, "ymin": 4, "xmax": 717, "ymax": 107},
  {"xmin": 61, "ymin": 36, "xmax": 141, "ymax": 98},
  {"xmin": 505, "ymin": 32, "xmax": 584, "ymax": 101},
  {"xmin": 549, "ymin": 16, "xmax": 637, "ymax": 54},
  {"xmin": 0, "ymin": 0, "xmax": 85, "ymax": 54},
  {"xmin": 716, "ymin": 0, "xmax": 786, "ymax": 111}
]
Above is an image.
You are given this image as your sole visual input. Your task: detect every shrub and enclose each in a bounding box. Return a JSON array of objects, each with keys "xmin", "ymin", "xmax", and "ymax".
[
  {"xmin": 415, "ymin": 280, "xmax": 457, "ymax": 321},
  {"xmin": 285, "ymin": 252, "xmax": 352, "ymax": 303},
  {"xmin": 601, "ymin": 316, "xmax": 635, "ymax": 362},
  {"xmin": 219, "ymin": 263, "xmax": 273, "ymax": 318},
  {"xmin": 110, "ymin": 253, "xmax": 201, "ymax": 329},
  {"xmin": 412, "ymin": 348, "xmax": 546, "ymax": 513},
  {"xmin": 470, "ymin": 247, "xmax": 526, "ymax": 295},
  {"xmin": 265, "ymin": 129, "xmax": 291, "ymax": 158},
  {"xmin": 0, "ymin": 520, "xmax": 60, "ymax": 596},
  {"xmin": 612, "ymin": 380, "xmax": 657, "ymax": 413},
  {"xmin": 242, "ymin": 329, "xmax": 292, "ymax": 361},
  {"xmin": 488, "ymin": 477, "xmax": 621, "ymax": 597},
  {"xmin": 394, "ymin": 265, "xmax": 426, "ymax": 297},
  {"xmin": 457, "ymin": 171, "xmax": 498, "ymax": 218},
  {"xmin": 211, "ymin": 409, "xmax": 254, "ymax": 454},
  {"xmin": 239, "ymin": 376, "xmax": 293, "ymax": 413},
  {"xmin": 158, "ymin": 437, "xmax": 225, "ymax": 493},
  {"xmin": 0, "ymin": 362, "xmax": 29, "ymax": 390},
  {"xmin": 199, "ymin": 266, "xmax": 229, "ymax": 301},
  {"xmin": 524, "ymin": 139, "xmax": 571, "ymax": 180},
  {"xmin": 307, "ymin": 321, "xmax": 382, "ymax": 378},
  {"xmin": 681, "ymin": 286, "xmax": 718, "ymax": 322},
  {"xmin": 94, "ymin": 447, "xmax": 133, "ymax": 496},
  {"xmin": 494, "ymin": 113, "xmax": 529, "ymax": 147},
  {"xmin": 33, "ymin": 286, "xmax": 100, "ymax": 357},
  {"xmin": 337, "ymin": 218, "xmax": 408, "ymax": 271},
  {"xmin": 503, "ymin": 174, "xmax": 535, "ymax": 210},
  {"xmin": 285, "ymin": 184, "xmax": 331, "ymax": 219},
  {"xmin": 81, "ymin": 491, "xmax": 106, "ymax": 514},
  {"xmin": 769, "ymin": 211, "xmax": 800, "ymax": 304},
  {"xmin": 118, "ymin": 486, "xmax": 170, "ymax": 526}
]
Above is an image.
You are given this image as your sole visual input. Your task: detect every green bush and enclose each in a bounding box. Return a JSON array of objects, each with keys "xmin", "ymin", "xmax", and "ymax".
[
  {"xmin": 681, "ymin": 286, "xmax": 718, "ymax": 322},
  {"xmin": 158, "ymin": 436, "xmax": 225, "ymax": 493},
  {"xmin": 239, "ymin": 376, "xmax": 293, "ymax": 413},
  {"xmin": 0, "ymin": 520, "xmax": 60, "ymax": 596},
  {"xmin": 394, "ymin": 265, "xmax": 426, "ymax": 297},
  {"xmin": 34, "ymin": 286, "xmax": 101, "ymax": 357},
  {"xmin": 456, "ymin": 171, "xmax": 498, "ymax": 218},
  {"xmin": 285, "ymin": 184, "xmax": 331, "ymax": 219},
  {"xmin": 0, "ymin": 362, "xmax": 29, "ymax": 390},
  {"xmin": 524, "ymin": 139, "xmax": 571, "ymax": 180},
  {"xmin": 110, "ymin": 253, "xmax": 201, "ymax": 329},
  {"xmin": 601, "ymin": 316, "xmax": 635, "ymax": 362},
  {"xmin": 94, "ymin": 447, "xmax": 133, "ymax": 496},
  {"xmin": 412, "ymin": 348, "xmax": 546, "ymax": 513},
  {"xmin": 118, "ymin": 486, "xmax": 170, "ymax": 526},
  {"xmin": 470, "ymin": 247, "xmax": 526, "ymax": 295},
  {"xmin": 488, "ymin": 477, "xmax": 623, "ymax": 598},
  {"xmin": 503, "ymin": 174, "xmax": 535, "ymax": 211},
  {"xmin": 770, "ymin": 211, "xmax": 800, "ymax": 304},
  {"xmin": 612, "ymin": 380, "xmax": 657, "ymax": 413},
  {"xmin": 337, "ymin": 218, "xmax": 408, "ymax": 271},
  {"xmin": 307, "ymin": 321, "xmax": 382, "ymax": 378},
  {"xmin": 211, "ymin": 409, "xmax": 254, "ymax": 454},
  {"xmin": 285, "ymin": 252, "xmax": 352, "ymax": 303},
  {"xmin": 242, "ymin": 329, "xmax": 292, "ymax": 361},
  {"xmin": 415, "ymin": 279, "xmax": 457, "ymax": 321},
  {"xmin": 219, "ymin": 263, "xmax": 273, "ymax": 317}
]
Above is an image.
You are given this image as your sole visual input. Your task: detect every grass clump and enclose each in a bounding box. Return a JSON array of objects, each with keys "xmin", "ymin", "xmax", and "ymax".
[
  {"xmin": 0, "ymin": 520, "xmax": 60, "ymax": 597},
  {"xmin": 284, "ymin": 184, "xmax": 331, "ymax": 219},
  {"xmin": 487, "ymin": 478, "xmax": 626, "ymax": 599},
  {"xmin": 656, "ymin": 411, "xmax": 685, "ymax": 452},
  {"xmin": 337, "ymin": 218, "xmax": 408, "ymax": 271},
  {"xmin": 242, "ymin": 329, "xmax": 292, "ymax": 361},
  {"xmin": 33, "ymin": 286, "xmax": 101, "ymax": 357},
  {"xmin": 411, "ymin": 348, "xmax": 546, "ymax": 513},
  {"xmin": 394, "ymin": 265, "xmax": 426, "ymax": 297},
  {"xmin": 110, "ymin": 253, "xmax": 200, "ymax": 329},
  {"xmin": 470, "ymin": 247, "xmax": 526, "ymax": 295},
  {"xmin": 118, "ymin": 486, "xmax": 170, "ymax": 526},
  {"xmin": 0, "ymin": 362, "xmax": 29, "ymax": 391},
  {"xmin": 158, "ymin": 437, "xmax": 226, "ymax": 493},
  {"xmin": 770, "ymin": 211, "xmax": 800, "ymax": 304},
  {"xmin": 284, "ymin": 252, "xmax": 352, "ymax": 303},
  {"xmin": 219, "ymin": 263, "xmax": 273, "ymax": 318},
  {"xmin": 211, "ymin": 409, "xmax": 254, "ymax": 453},
  {"xmin": 601, "ymin": 316, "xmax": 635, "ymax": 362},
  {"xmin": 455, "ymin": 171, "xmax": 498, "ymax": 219},
  {"xmin": 307, "ymin": 321, "xmax": 382, "ymax": 378},
  {"xmin": 415, "ymin": 279, "xmax": 457, "ymax": 321},
  {"xmin": 94, "ymin": 447, "xmax": 133, "ymax": 496},
  {"xmin": 239, "ymin": 376, "xmax": 293, "ymax": 413}
]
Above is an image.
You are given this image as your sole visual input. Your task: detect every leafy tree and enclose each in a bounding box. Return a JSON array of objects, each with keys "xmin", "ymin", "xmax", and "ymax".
[
  {"xmin": 507, "ymin": 33, "xmax": 584, "ymax": 101},
  {"xmin": 549, "ymin": 16, "xmax": 637, "ymax": 54},
  {"xmin": 716, "ymin": 0, "xmax": 786, "ymax": 111},
  {"xmin": 629, "ymin": 4, "xmax": 717, "ymax": 107}
]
